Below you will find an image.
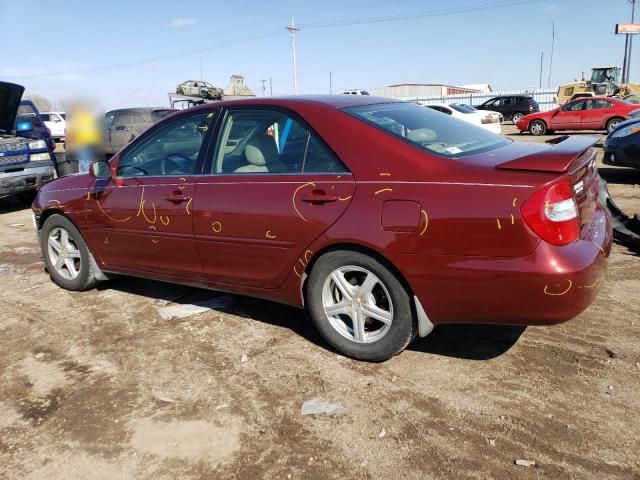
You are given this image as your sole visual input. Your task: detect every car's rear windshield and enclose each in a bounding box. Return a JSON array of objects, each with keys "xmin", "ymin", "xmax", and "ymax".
[
  {"xmin": 450, "ymin": 103, "xmax": 476, "ymax": 113},
  {"xmin": 344, "ymin": 102, "xmax": 510, "ymax": 158}
]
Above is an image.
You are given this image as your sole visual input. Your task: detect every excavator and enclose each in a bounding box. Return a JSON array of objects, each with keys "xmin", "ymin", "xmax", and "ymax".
[{"xmin": 555, "ymin": 66, "xmax": 640, "ymax": 105}]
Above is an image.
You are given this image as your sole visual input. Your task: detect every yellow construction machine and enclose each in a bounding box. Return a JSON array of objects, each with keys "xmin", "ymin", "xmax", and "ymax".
[{"xmin": 555, "ymin": 66, "xmax": 640, "ymax": 104}]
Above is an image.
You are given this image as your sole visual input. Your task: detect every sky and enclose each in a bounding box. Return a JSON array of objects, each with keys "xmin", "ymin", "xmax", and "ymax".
[{"xmin": 0, "ymin": 0, "xmax": 638, "ymax": 110}]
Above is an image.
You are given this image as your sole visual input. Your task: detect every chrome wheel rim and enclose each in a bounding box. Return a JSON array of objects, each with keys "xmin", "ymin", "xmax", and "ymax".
[
  {"xmin": 531, "ymin": 122, "xmax": 544, "ymax": 135},
  {"xmin": 608, "ymin": 120, "xmax": 621, "ymax": 132},
  {"xmin": 322, "ymin": 266, "xmax": 393, "ymax": 344},
  {"xmin": 47, "ymin": 227, "xmax": 81, "ymax": 280},
  {"xmin": 513, "ymin": 113, "xmax": 523, "ymax": 123}
]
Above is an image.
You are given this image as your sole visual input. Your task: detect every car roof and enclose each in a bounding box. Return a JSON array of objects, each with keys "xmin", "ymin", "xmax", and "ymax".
[{"xmin": 184, "ymin": 95, "xmax": 402, "ymax": 113}]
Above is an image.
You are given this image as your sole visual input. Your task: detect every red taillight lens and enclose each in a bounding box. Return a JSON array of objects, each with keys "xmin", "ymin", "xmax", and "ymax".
[{"xmin": 521, "ymin": 177, "xmax": 580, "ymax": 246}]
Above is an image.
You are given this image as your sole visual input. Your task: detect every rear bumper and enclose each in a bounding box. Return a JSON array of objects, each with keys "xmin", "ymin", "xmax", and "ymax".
[
  {"xmin": 393, "ymin": 206, "xmax": 612, "ymax": 325},
  {"xmin": 0, "ymin": 164, "xmax": 56, "ymax": 197}
]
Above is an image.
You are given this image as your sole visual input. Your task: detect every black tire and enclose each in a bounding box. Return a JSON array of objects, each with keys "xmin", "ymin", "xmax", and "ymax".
[
  {"xmin": 200, "ymin": 90, "xmax": 209, "ymax": 99},
  {"xmin": 306, "ymin": 250, "xmax": 416, "ymax": 362},
  {"xmin": 606, "ymin": 117, "xmax": 624, "ymax": 133},
  {"xmin": 40, "ymin": 214, "xmax": 100, "ymax": 291},
  {"xmin": 512, "ymin": 112, "xmax": 524, "ymax": 124},
  {"xmin": 177, "ymin": 88, "xmax": 185, "ymax": 95},
  {"xmin": 529, "ymin": 119, "xmax": 547, "ymax": 136}
]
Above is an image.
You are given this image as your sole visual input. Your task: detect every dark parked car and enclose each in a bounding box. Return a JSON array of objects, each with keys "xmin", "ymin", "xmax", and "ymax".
[
  {"xmin": 475, "ymin": 95, "xmax": 539, "ymax": 124},
  {"xmin": 603, "ymin": 117, "xmax": 640, "ymax": 168},
  {"xmin": 104, "ymin": 108, "xmax": 175, "ymax": 155},
  {"xmin": 33, "ymin": 96, "xmax": 611, "ymax": 361}
]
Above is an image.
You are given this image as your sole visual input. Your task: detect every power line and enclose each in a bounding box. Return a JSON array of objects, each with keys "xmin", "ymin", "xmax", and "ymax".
[
  {"xmin": 299, "ymin": 0, "xmax": 546, "ymax": 29},
  {"xmin": 3, "ymin": 28, "xmax": 283, "ymax": 79}
]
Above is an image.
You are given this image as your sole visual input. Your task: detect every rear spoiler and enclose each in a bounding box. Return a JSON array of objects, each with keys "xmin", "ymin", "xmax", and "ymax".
[{"xmin": 496, "ymin": 135, "xmax": 600, "ymax": 173}]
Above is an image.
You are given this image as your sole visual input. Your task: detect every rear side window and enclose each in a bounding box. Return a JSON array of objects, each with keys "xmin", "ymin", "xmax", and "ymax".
[
  {"xmin": 213, "ymin": 109, "xmax": 348, "ymax": 174},
  {"xmin": 40, "ymin": 113, "xmax": 50, "ymax": 121},
  {"xmin": 345, "ymin": 102, "xmax": 510, "ymax": 158}
]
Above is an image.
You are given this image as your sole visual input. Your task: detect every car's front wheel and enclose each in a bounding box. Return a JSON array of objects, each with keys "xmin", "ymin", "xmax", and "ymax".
[
  {"xmin": 512, "ymin": 112, "xmax": 524, "ymax": 124},
  {"xmin": 529, "ymin": 119, "xmax": 547, "ymax": 136},
  {"xmin": 306, "ymin": 250, "xmax": 415, "ymax": 361},
  {"xmin": 200, "ymin": 90, "xmax": 209, "ymax": 99},
  {"xmin": 41, "ymin": 214, "xmax": 100, "ymax": 291}
]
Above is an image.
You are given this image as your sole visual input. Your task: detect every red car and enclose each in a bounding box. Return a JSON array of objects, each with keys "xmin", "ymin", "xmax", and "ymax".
[
  {"xmin": 33, "ymin": 96, "xmax": 612, "ymax": 361},
  {"xmin": 516, "ymin": 96, "xmax": 640, "ymax": 135}
]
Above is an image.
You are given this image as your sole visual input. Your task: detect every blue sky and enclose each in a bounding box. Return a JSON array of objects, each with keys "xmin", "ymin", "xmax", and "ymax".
[{"xmin": 0, "ymin": 0, "xmax": 637, "ymax": 109}]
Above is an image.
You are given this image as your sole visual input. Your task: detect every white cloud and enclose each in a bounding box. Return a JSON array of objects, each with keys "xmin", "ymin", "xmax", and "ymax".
[{"xmin": 169, "ymin": 18, "xmax": 198, "ymax": 28}]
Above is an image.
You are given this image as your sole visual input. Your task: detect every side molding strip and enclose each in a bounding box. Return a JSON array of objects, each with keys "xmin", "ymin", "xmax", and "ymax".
[{"xmin": 414, "ymin": 295, "xmax": 435, "ymax": 337}]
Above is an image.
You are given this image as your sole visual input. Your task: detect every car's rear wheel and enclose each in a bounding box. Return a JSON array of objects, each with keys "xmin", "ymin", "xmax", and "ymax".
[
  {"xmin": 306, "ymin": 250, "xmax": 415, "ymax": 361},
  {"xmin": 177, "ymin": 88, "xmax": 185, "ymax": 95},
  {"xmin": 529, "ymin": 119, "xmax": 547, "ymax": 136},
  {"xmin": 200, "ymin": 90, "xmax": 209, "ymax": 99},
  {"xmin": 41, "ymin": 214, "xmax": 100, "ymax": 291},
  {"xmin": 512, "ymin": 112, "xmax": 524, "ymax": 124},
  {"xmin": 606, "ymin": 117, "xmax": 624, "ymax": 133}
]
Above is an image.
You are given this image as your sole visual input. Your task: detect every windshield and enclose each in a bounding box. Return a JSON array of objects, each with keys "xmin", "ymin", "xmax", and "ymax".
[
  {"xmin": 450, "ymin": 103, "xmax": 477, "ymax": 113},
  {"xmin": 344, "ymin": 102, "xmax": 510, "ymax": 158}
]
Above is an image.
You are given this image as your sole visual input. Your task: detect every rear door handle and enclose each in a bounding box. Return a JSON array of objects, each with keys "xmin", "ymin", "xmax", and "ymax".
[
  {"xmin": 165, "ymin": 192, "xmax": 191, "ymax": 203},
  {"xmin": 301, "ymin": 190, "xmax": 337, "ymax": 204}
]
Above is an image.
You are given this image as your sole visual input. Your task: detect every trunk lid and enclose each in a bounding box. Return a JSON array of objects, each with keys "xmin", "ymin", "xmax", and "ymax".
[{"xmin": 0, "ymin": 81, "xmax": 25, "ymax": 134}]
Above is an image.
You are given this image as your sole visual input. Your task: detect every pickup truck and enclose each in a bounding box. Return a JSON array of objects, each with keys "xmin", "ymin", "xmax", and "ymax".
[{"xmin": 0, "ymin": 81, "xmax": 56, "ymax": 202}]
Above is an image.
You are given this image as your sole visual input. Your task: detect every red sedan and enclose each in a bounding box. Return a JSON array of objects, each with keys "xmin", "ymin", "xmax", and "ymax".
[
  {"xmin": 33, "ymin": 96, "xmax": 611, "ymax": 361},
  {"xmin": 516, "ymin": 96, "xmax": 640, "ymax": 135}
]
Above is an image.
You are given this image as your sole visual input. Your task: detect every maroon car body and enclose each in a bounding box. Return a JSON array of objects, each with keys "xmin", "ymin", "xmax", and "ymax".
[
  {"xmin": 517, "ymin": 96, "xmax": 640, "ymax": 135},
  {"xmin": 32, "ymin": 95, "xmax": 612, "ymax": 360}
]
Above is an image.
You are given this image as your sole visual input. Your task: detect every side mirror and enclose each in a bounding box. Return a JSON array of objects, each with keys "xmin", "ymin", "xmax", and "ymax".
[
  {"xmin": 89, "ymin": 161, "xmax": 112, "ymax": 179},
  {"xmin": 16, "ymin": 120, "xmax": 34, "ymax": 134}
]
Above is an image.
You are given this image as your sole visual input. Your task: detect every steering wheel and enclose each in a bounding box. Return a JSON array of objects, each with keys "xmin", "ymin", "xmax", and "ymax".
[{"xmin": 161, "ymin": 153, "xmax": 193, "ymax": 175}]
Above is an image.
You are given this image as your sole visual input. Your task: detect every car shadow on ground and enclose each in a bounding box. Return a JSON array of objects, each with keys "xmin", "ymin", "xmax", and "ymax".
[
  {"xmin": 409, "ymin": 324, "xmax": 526, "ymax": 360},
  {"xmin": 0, "ymin": 197, "xmax": 32, "ymax": 215},
  {"xmin": 102, "ymin": 276, "xmax": 526, "ymax": 361},
  {"xmin": 102, "ymin": 275, "xmax": 328, "ymax": 348},
  {"xmin": 599, "ymin": 166, "xmax": 639, "ymax": 186}
]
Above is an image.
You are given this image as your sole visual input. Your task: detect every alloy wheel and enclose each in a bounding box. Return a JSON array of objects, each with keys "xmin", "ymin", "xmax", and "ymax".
[
  {"xmin": 47, "ymin": 227, "xmax": 81, "ymax": 280},
  {"xmin": 512, "ymin": 113, "xmax": 523, "ymax": 124},
  {"xmin": 321, "ymin": 266, "xmax": 394, "ymax": 344}
]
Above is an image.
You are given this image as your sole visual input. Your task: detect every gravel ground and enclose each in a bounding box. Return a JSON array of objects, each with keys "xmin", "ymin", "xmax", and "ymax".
[{"xmin": 0, "ymin": 124, "xmax": 638, "ymax": 480}]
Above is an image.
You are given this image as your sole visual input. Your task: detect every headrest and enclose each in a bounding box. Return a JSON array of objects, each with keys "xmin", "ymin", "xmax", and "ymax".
[
  {"xmin": 244, "ymin": 135, "xmax": 279, "ymax": 166},
  {"xmin": 407, "ymin": 128, "xmax": 437, "ymax": 143}
]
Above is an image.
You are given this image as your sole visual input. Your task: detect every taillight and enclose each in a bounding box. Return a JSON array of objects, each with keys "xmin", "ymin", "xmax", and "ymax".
[
  {"xmin": 481, "ymin": 116, "xmax": 495, "ymax": 124},
  {"xmin": 521, "ymin": 177, "xmax": 580, "ymax": 246},
  {"xmin": 528, "ymin": 104, "xmax": 534, "ymax": 111}
]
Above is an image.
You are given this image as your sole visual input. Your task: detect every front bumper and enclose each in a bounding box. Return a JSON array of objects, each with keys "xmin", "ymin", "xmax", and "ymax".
[
  {"xmin": 392, "ymin": 206, "xmax": 612, "ymax": 326},
  {"xmin": 0, "ymin": 164, "xmax": 56, "ymax": 197}
]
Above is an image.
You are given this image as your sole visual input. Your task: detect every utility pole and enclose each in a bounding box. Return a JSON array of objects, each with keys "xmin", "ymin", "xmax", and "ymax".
[
  {"xmin": 628, "ymin": 0, "xmax": 637, "ymax": 82},
  {"xmin": 622, "ymin": 0, "xmax": 638, "ymax": 83},
  {"xmin": 261, "ymin": 79, "xmax": 266, "ymax": 96},
  {"xmin": 539, "ymin": 51, "xmax": 544, "ymax": 89},
  {"xmin": 329, "ymin": 72, "xmax": 333, "ymax": 94},
  {"xmin": 548, "ymin": 20, "xmax": 555, "ymax": 88},
  {"xmin": 269, "ymin": 77, "xmax": 273, "ymax": 96},
  {"xmin": 286, "ymin": 16, "xmax": 300, "ymax": 95}
]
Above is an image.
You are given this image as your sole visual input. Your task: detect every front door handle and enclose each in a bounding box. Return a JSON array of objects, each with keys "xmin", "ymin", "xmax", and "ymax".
[
  {"xmin": 165, "ymin": 192, "xmax": 191, "ymax": 203},
  {"xmin": 301, "ymin": 189, "xmax": 337, "ymax": 204}
]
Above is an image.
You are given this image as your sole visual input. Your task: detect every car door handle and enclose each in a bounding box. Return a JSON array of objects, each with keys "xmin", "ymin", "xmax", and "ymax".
[
  {"xmin": 165, "ymin": 192, "xmax": 191, "ymax": 203},
  {"xmin": 300, "ymin": 190, "xmax": 337, "ymax": 204}
]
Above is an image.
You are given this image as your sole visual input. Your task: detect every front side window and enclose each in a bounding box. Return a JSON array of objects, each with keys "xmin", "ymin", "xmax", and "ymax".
[
  {"xmin": 213, "ymin": 109, "xmax": 347, "ymax": 174},
  {"xmin": 116, "ymin": 111, "xmax": 215, "ymax": 177},
  {"xmin": 563, "ymin": 101, "xmax": 586, "ymax": 112},
  {"xmin": 345, "ymin": 102, "xmax": 510, "ymax": 158}
]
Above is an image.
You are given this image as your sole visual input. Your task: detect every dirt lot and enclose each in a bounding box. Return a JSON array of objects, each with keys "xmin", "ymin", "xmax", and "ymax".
[{"xmin": 1, "ymin": 125, "xmax": 639, "ymax": 480}]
